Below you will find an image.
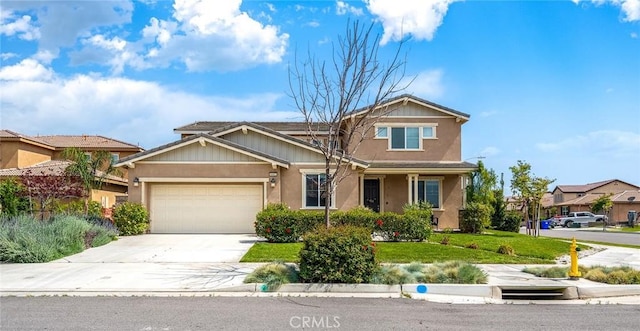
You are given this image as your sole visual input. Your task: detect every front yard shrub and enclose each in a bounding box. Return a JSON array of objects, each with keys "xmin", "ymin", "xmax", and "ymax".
[
  {"xmin": 51, "ymin": 200, "xmax": 102, "ymax": 217},
  {"xmin": 0, "ymin": 178, "xmax": 29, "ymax": 216},
  {"xmin": 494, "ymin": 211, "xmax": 522, "ymax": 233},
  {"xmin": 113, "ymin": 202, "xmax": 149, "ymax": 236},
  {"xmin": 255, "ymin": 204, "xmax": 431, "ymax": 243},
  {"xmin": 0, "ymin": 214, "xmax": 118, "ymax": 263},
  {"xmin": 374, "ymin": 211, "xmax": 432, "ymax": 242},
  {"xmin": 299, "ymin": 225, "xmax": 378, "ymax": 283},
  {"xmin": 243, "ymin": 262, "xmax": 299, "ymax": 291},
  {"xmin": 331, "ymin": 206, "xmax": 378, "ymax": 229},
  {"xmin": 524, "ymin": 265, "xmax": 640, "ymax": 284},
  {"xmin": 465, "ymin": 242, "xmax": 479, "ymax": 249},
  {"xmin": 420, "ymin": 261, "xmax": 488, "ymax": 284},
  {"xmin": 497, "ymin": 244, "xmax": 515, "ymax": 255},
  {"xmin": 459, "ymin": 202, "xmax": 491, "ymax": 233},
  {"xmin": 255, "ymin": 208, "xmax": 324, "ymax": 243}
]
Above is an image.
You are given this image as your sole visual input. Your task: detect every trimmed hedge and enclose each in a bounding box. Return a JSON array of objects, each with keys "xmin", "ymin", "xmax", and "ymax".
[
  {"xmin": 255, "ymin": 203, "xmax": 432, "ymax": 243},
  {"xmin": 299, "ymin": 225, "xmax": 378, "ymax": 283}
]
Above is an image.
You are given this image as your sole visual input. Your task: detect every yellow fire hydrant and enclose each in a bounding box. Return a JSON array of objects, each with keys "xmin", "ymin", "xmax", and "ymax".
[{"xmin": 568, "ymin": 237, "xmax": 581, "ymax": 280}]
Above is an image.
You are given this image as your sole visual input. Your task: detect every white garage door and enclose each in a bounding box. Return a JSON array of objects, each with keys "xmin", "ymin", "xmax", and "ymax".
[{"xmin": 149, "ymin": 184, "xmax": 263, "ymax": 233}]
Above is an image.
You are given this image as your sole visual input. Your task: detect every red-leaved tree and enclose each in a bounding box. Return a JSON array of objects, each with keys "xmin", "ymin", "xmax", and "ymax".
[{"xmin": 21, "ymin": 168, "xmax": 84, "ymax": 220}]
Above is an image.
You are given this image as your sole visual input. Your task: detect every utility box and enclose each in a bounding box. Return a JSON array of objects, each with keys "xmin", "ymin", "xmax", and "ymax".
[{"xmin": 628, "ymin": 211, "xmax": 637, "ymax": 227}]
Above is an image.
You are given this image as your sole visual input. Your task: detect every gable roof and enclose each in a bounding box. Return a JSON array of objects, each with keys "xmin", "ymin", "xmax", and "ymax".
[
  {"xmin": 175, "ymin": 121, "xmax": 331, "ymax": 135},
  {"xmin": 115, "ymin": 133, "xmax": 291, "ymax": 169},
  {"xmin": 35, "ymin": 135, "xmax": 142, "ymax": 150},
  {"xmin": 345, "ymin": 93, "xmax": 470, "ymax": 121},
  {"xmin": 0, "ymin": 129, "xmax": 55, "ymax": 150},
  {"xmin": 209, "ymin": 121, "xmax": 369, "ymax": 168},
  {"xmin": 557, "ymin": 190, "xmax": 640, "ymax": 206},
  {"xmin": 0, "ymin": 160, "xmax": 126, "ymax": 184},
  {"xmin": 554, "ymin": 179, "xmax": 640, "ymax": 193},
  {"xmin": 0, "ymin": 129, "xmax": 142, "ymax": 151}
]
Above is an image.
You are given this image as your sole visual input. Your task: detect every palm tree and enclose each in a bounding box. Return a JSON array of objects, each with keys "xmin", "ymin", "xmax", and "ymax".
[{"xmin": 61, "ymin": 147, "xmax": 122, "ymax": 215}]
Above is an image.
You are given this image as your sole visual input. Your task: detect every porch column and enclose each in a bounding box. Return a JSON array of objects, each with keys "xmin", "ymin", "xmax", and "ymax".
[
  {"xmin": 407, "ymin": 174, "xmax": 418, "ymax": 204},
  {"xmin": 359, "ymin": 174, "xmax": 364, "ymax": 206},
  {"xmin": 413, "ymin": 174, "xmax": 419, "ymax": 204}
]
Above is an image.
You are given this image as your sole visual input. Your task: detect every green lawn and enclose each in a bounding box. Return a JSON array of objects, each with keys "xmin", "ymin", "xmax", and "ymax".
[
  {"xmin": 241, "ymin": 230, "xmax": 572, "ymax": 264},
  {"xmin": 620, "ymin": 227, "xmax": 640, "ymax": 233}
]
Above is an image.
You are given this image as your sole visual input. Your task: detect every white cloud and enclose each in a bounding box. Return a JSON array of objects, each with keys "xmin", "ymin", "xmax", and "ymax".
[
  {"xmin": 140, "ymin": 0, "xmax": 289, "ymax": 72},
  {"xmin": 336, "ymin": 1, "xmax": 364, "ymax": 16},
  {"xmin": 606, "ymin": 87, "xmax": 614, "ymax": 93},
  {"xmin": 365, "ymin": 0, "xmax": 457, "ymax": 44},
  {"xmin": 0, "ymin": 74, "xmax": 297, "ymax": 149},
  {"xmin": 536, "ymin": 130, "xmax": 640, "ymax": 158},
  {"xmin": 0, "ymin": 58, "xmax": 54, "ymax": 81},
  {"xmin": 306, "ymin": 21, "xmax": 321, "ymax": 28},
  {"xmin": 401, "ymin": 69, "xmax": 445, "ymax": 99},
  {"xmin": 631, "ymin": 32, "xmax": 638, "ymax": 38},
  {"xmin": 575, "ymin": 0, "xmax": 640, "ymax": 22},
  {"xmin": 0, "ymin": 1, "xmax": 133, "ymax": 62},
  {"xmin": 479, "ymin": 147, "xmax": 500, "ymax": 157},
  {"xmin": 0, "ymin": 14, "xmax": 40, "ymax": 40},
  {"xmin": 0, "ymin": 53, "xmax": 18, "ymax": 61}
]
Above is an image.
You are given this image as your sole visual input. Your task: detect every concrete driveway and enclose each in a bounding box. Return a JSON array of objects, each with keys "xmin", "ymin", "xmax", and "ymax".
[
  {"xmin": 0, "ymin": 234, "xmax": 263, "ymax": 294},
  {"xmin": 54, "ymin": 234, "xmax": 259, "ymax": 263}
]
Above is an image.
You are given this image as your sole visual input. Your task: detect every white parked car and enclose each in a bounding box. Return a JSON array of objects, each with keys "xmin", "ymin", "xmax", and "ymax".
[{"xmin": 556, "ymin": 212, "xmax": 607, "ymax": 228}]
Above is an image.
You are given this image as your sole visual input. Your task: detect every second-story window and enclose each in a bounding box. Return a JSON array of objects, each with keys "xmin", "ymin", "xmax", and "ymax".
[{"xmin": 391, "ymin": 127, "xmax": 420, "ymax": 150}]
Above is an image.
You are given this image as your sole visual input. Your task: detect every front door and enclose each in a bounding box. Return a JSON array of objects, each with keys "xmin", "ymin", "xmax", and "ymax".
[{"xmin": 364, "ymin": 179, "xmax": 380, "ymax": 212}]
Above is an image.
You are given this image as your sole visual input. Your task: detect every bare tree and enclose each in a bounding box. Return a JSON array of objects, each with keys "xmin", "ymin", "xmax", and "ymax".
[{"xmin": 288, "ymin": 20, "xmax": 409, "ymax": 226}]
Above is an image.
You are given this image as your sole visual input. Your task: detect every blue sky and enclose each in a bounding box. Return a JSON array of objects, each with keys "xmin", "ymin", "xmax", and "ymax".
[{"xmin": 1, "ymin": 0, "xmax": 639, "ymax": 189}]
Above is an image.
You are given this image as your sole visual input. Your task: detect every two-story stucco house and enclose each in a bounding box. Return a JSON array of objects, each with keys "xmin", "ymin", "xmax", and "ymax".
[
  {"xmin": 115, "ymin": 94, "xmax": 476, "ymax": 233},
  {"xmin": 0, "ymin": 129, "xmax": 143, "ymax": 206}
]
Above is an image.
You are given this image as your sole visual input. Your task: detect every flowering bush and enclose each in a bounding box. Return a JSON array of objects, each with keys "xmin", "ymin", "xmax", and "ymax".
[
  {"xmin": 255, "ymin": 204, "xmax": 324, "ymax": 243},
  {"xmin": 254, "ymin": 204, "xmax": 432, "ymax": 243}
]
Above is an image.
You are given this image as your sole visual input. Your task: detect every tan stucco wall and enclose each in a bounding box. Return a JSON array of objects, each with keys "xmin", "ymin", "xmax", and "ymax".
[
  {"xmin": 590, "ymin": 181, "xmax": 639, "ymax": 194},
  {"xmin": 381, "ymin": 173, "xmax": 463, "ymax": 229},
  {"xmin": 126, "ymin": 163, "xmax": 279, "ymax": 205},
  {"xmin": 0, "ymin": 141, "xmax": 52, "ymax": 169},
  {"xmin": 350, "ymin": 117, "xmax": 462, "ymax": 162},
  {"xmin": 90, "ymin": 187, "xmax": 127, "ymax": 208},
  {"xmin": 280, "ymin": 164, "xmax": 359, "ymax": 211}
]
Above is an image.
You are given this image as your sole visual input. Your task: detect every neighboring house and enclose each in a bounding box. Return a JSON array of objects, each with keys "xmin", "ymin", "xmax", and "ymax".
[
  {"xmin": 116, "ymin": 94, "xmax": 476, "ymax": 234},
  {"xmin": 551, "ymin": 179, "xmax": 640, "ymax": 223},
  {"xmin": 0, "ymin": 130, "xmax": 143, "ymax": 207},
  {"xmin": 505, "ymin": 192, "xmax": 554, "ymax": 218}
]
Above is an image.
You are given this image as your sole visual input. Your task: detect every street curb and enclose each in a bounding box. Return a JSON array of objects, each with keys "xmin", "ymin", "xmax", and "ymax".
[
  {"xmin": 401, "ymin": 284, "xmax": 501, "ymax": 299},
  {"xmin": 278, "ymin": 284, "xmax": 401, "ymax": 293},
  {"xmin": 577, "ymin": 285, "xmax": 640, "ymax": 299}
]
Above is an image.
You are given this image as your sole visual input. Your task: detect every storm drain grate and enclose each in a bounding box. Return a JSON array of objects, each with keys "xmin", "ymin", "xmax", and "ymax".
[{"xmin": 500, "ymin": 287, "xmax": 568, "ymax": 300}]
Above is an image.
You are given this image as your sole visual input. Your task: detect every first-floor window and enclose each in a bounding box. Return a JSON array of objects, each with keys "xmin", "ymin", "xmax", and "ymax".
[
  {"xmin": 304, "ymin": 174, "xmax": 334, "ymax": 208},
  {"xmin": 561, "ymin": 206, "xmax": 569, "ymax": 216},
  {"xmin": 413, "ymin": 179, "xmax": 441, "ymax": 209}
]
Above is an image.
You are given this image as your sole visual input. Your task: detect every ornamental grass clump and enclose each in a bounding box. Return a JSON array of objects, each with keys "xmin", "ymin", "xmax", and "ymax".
[{"xmin": 244, "ymin": 262, "xmax": 298, "ymax": 291}]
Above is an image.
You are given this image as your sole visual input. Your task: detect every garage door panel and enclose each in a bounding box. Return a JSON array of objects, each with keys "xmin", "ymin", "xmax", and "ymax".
[{"xmin": 149, "ymin": 184, "xmax": 262, "ymax": 234}]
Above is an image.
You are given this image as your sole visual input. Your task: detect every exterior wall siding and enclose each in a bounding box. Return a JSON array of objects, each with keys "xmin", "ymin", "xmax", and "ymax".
[
  {"xmin": 279, "ymin": 164, "xmax": 359, "ymax": 211},
  {"xmin": 1, "ymin": 141, "xmax": 52, "ymax": 169},
  {"xmin": 127, "ymin": 163, "xmax": 279, "ymax": 206},
  {"xmin": 222, "ymin": 130, "xmax": 325, "ymax": 163},
  {"xmin": 351, "ymin": 117, "xmax": 462, "ymax": 162},
  {"xmin": 381, "ymin": 173, "xmax": 462, "ymax": 229},
  {"xmin": 386, "ymin": 103, "xmax": 450, "ymax": 117},
  {"xmin": 144, "ymin": 142, "xmax": 256, "ymax": 162}
]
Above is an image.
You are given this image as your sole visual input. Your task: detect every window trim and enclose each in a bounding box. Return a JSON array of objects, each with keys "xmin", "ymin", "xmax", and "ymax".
[
  {"xmin": 375, "ymin": 123, "xmax": 439, "ymax": 150},
  {"xmin": 416, "ymin": 176, "xmax": 443, "ymax": 210},
  {"xmin": 301, "ymin": 172, "xmax": 336, "ymax": 209}
]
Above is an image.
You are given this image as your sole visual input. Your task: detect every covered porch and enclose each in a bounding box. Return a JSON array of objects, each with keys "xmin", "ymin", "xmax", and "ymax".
[{"xmin": 358, "ymin": 162, "xmax": 476, "ymax": 229}]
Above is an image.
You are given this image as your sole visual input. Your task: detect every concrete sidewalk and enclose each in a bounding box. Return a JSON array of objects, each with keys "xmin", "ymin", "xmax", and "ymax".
[{"xmin": 2, "ymin": 243, "xmax": 640, "ymax": 304}]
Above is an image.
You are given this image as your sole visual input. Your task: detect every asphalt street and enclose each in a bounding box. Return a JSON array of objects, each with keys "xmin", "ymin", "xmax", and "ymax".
[
  {"xmin": 2, "ymin": 297, "xmax": 640, "ymax": 331},
  {"xmin": 533, "ymin": 228, "xmax": 640, "ymax": 246}
]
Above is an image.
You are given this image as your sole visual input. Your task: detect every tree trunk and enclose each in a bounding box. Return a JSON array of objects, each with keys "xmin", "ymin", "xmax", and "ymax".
[{"xmin": 324, "ymin": 159, "xmax": 331, "ymax": 228}]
